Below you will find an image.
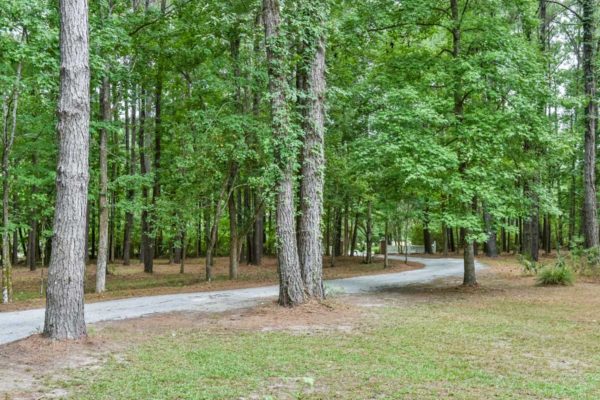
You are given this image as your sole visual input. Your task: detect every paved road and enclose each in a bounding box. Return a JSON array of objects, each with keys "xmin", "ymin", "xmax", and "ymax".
[{"xmin": 0, "ymin": 255, "xmax": 484, "ymax": 345}]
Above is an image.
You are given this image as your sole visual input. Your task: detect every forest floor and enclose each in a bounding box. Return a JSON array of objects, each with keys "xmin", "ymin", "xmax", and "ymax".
[
  {"xmin": 2, "ymin": 254, "xmax": 600, "ymax": 399},
  {"xmin": 1, "ymin": 256, "xmax": 421, "ymax": 312}
]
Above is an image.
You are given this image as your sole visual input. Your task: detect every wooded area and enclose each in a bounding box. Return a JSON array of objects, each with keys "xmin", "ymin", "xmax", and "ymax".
[{"xmin": 1, "ymin": 0, "xmax": 599, "ymax": 340}]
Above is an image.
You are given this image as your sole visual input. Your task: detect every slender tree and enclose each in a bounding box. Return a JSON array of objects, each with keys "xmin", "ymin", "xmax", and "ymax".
[
  {"xmin": 96, "ymin": 76, "xmax": 110, "ymax": 293},
  {"xmin": 581, "ymin": 0, "xmax": 598, "ymax": 249}
]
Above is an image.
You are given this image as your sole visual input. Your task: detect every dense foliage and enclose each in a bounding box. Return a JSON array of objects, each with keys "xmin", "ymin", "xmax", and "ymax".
[{"xmin": 0, "ymin": 0, "xmax": 598, "ymax": 301}]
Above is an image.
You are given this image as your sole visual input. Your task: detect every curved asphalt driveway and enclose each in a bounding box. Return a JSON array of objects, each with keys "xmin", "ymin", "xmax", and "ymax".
[{"xmin": 0, "ymin": 255, "xmax": 484, "ymax": 345}]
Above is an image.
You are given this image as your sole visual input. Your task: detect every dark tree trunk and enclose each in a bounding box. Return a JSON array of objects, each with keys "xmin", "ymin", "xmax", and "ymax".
[
  {"xmin": 333, "ymin": 209, "xmax": 343, "ymax": 257},
  {"xmin": 228, "ymin": 191, "xmax": 239, "ymax": 280},
  {"xmin": 450, "ymin": 0, "xmax": 475, "ymax": 282},
  {"xmin": 365, "ymin": 201, "xmax": 373, "ymax": 264},
  {"xmin": 483, "ymin": 208, "xmax": 498, "ymax": 257},
  {"xmin": 44, "ymin": 0, "xmax": 90, "ymax": 339},
  {"xmin": 423, "ymin": 226, "xmax": 432, "ymax": 254},
  {"xmin": 123, "ymin": 91, "xmax": 136, "ymax": 266},
  {"xmin": 28, "ymin": 219, "xmax": 37, "ymax": 271},
  {"xmin": 263, "ymin": 0, "xmax": 304, "ymax": 306},
  {"xmin": 522, "ymin": 187, "xmax": 539, "ymax": 261},
  {"xmin": 350, "ymin": 211, "xmax": 359, "ymax": 256},
  {"xmin": 252, "ymin": 198, "xmax": 264, "ymax": 266},
  {"xmin": 582, "ymin": 0, "xmax": 599, "ymax": 248},
  {"xmin": 139, "ymin": 91, "xmax": 153, "ymax": 273}
]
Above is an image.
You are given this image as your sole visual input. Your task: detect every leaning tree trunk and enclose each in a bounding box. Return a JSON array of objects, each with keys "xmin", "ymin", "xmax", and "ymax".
[
  {"xmin": 298, "ymin": 30, "xmax": 327, "ymax": 299},
  {"xmin": 44, "ymin": 0, "xmax": 90, "ymax": 340},
  {"xmin": 582, "ymin": 0, "xmax": 599, "ymax": 249},
  {"xmin": 96, "ymin": 76, "xmax": 110, "ymax": 293},
  {"xmin": 263, "ymin": 0, "xmax": 304, "ymax": 306}
]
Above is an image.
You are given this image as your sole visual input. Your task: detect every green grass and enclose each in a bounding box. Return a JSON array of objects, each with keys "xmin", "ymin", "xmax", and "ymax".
[{"xmin": 61, "ymin": 293, "xmax": 600, "ymax": 400}]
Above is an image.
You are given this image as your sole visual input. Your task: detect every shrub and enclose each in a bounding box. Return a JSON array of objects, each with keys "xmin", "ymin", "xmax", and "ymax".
[
  {"xmin": 519, "ymin": 256, "xmax": 540, "ymax": 275},
  {"xmin": 537, "ymin": 263, "xmax": 575, "ymax": 286}
]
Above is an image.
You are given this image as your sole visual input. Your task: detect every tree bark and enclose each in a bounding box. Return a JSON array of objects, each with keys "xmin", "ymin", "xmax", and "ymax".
[
  {"xmin": 228, "ymin": 191, "xmax": 239, "ymax": 280},
  {"xmin": 463, "ymin": 231, "xmax": 477, "ymax": 286},
  {"xmin": 139, "ymin": 90, "xmax": 153, "ymax": 273},
  {"xmin": 96, "ymin": 76, "xmax": 110, "ymax": 293},
  {"xmin": 365, "ymin": 201, "xmax": 373, "ymax": 264},
  {"xmin": 298, "ymin": 30, "xmax": 326, "ymax": 299},
  {"xmin": 44, "ymin": 0, "xmax": 89, "ymax": 339},
  {"xmin": 263, "ymin": 0, "xmax": 304, "ymax": 306},
  {"xmin": 582, "ymin": 0, "xmax": 599, "ymax": 249}
]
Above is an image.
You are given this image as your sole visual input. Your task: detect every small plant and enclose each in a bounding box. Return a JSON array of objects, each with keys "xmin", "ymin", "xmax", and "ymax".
[
  {"xmin": 537, "ymin": 258, "xmax": 574, "ymax": 286},
  {"xmin": 519, "ymin": 255, "xmax": 540, "ymax": 275}
]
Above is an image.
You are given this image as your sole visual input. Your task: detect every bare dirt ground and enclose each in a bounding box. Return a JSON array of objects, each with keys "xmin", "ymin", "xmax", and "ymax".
[
  {"xmin": 1, "ymin": 256, "xmax": 421, "ymax": 312},
  {"xmin": 2, "ymin": 254, "xmax": 599, "ymax": 399}
]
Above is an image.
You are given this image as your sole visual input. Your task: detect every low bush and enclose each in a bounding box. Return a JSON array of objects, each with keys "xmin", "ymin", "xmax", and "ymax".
[{"xmin": 537, "ymin": 262, "xmax": 574, "ymax": 286}]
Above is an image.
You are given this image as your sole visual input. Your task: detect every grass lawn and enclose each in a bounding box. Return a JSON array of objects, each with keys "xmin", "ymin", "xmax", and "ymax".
[{"xmin": 48, "ymin": 256, "xmax": 600, "ymax": 400}]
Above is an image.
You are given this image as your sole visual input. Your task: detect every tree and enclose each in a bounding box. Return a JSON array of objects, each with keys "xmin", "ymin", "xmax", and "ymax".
[
  {"xmin": 96, "ymin": 75, "xmax": 110, "ymax": 293},
  {"xmin": 1, "ymin": 28, "xmax": 23, "ymax": 303},
  {"xmin": 43, "ymin": 0, "xmax": 90, "ymax": 340},
  {"xmin": 581, "ymin": 0, "xmax": 598, "ymax": 249},
  {"xmin": 263, "ymin": 0, "xmax": 304, "ymax": 306},
  {"xmin": 298, "ymin": 0, "xmax": 328, "ymax": 300}
]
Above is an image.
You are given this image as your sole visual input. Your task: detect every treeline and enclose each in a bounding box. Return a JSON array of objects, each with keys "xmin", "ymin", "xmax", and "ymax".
[{"xmin": 0, "ymin": 0, "xmax": 599, "ymax": 338}]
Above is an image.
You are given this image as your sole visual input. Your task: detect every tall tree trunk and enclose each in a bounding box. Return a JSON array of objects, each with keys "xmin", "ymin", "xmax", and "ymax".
[
  {"xmin": 28, "ymin": 219, "xmax": 37, "ymax": 271},
  {"xmin": 263, "ymin": 0, "xmax": 304, "ymax": 306},
  {"xmin": 123, "ymin": 89, "xmax": 136, "ymax": 265},
  {"xmin": 1, "ymin": 33, "xmax": 23, "ymax": 303},
  {"xmin": 298, "ymin": 27, "xmax": 326, "ymax": 298},
  {"xmin": 228, "ymin": 191, "xmax": 239, "ymax": 280},
  {"xmin": 582, "ymin": 0, "xmax": 598, "ymax": 248},
  {"xmin": 350, "ymin": 210, "xmax": 359, "ymax": 256},
  {"xmin": 139, "ymin": 91, "xmax": 153, "ymax": 273},
  {"xmin": 44, "ymin": 0, "xmax": 89, "ymax": 339},
  {"xmin": 96, "ymin": 76, "xmax": 110, "ymax": 293},
  {"xmin": 252, "ymin": 199, "xmax": 264, "ymax": 266},
  {"xmin": 450, "ymin": 0, "xmax": 476, "ymax": 282},
  {"xmin": 365, "ymin": 201, "xmax": 373, "ymax": 264},
  {"xmin": 383, "ymin": 220, "xmax": 389, "ymax": 268},
  {"xmin": 423, "ymin": 208, "xmax": 433, "ymax": 254}
]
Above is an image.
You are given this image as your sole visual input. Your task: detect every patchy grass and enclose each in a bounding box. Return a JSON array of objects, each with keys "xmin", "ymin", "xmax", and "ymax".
[
  {"xmin": 1, "ymin": 256, "xmax": 421, "ymax": 312},
  {"xmin": 51, "ymin": 260, "xmax": 600, "ymax": 400}
]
